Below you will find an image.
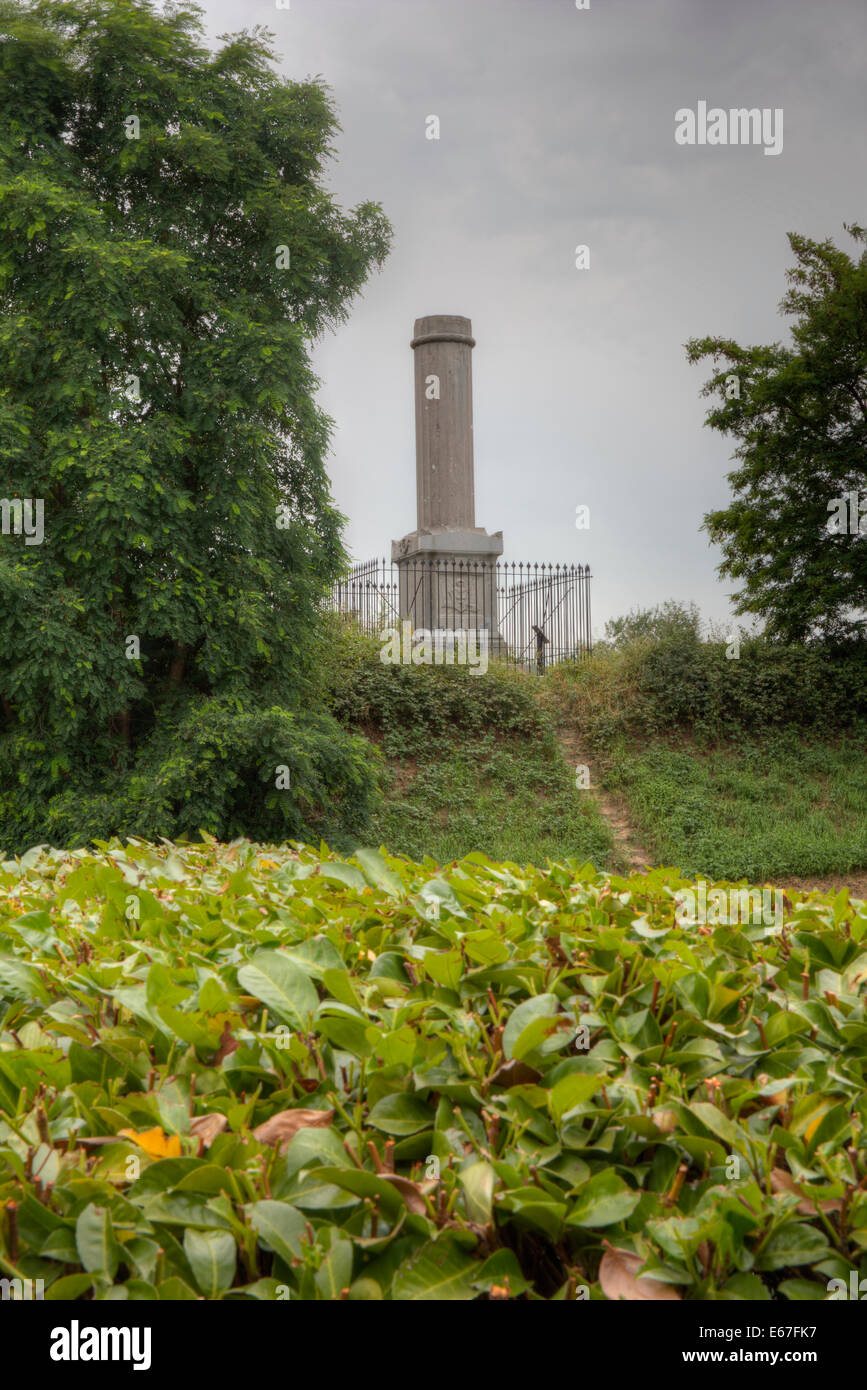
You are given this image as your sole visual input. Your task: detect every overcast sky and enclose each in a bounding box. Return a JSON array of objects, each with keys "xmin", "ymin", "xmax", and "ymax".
[{"xmin": 199, "ymin": 0, "xmax": 864, "ymax": 635}]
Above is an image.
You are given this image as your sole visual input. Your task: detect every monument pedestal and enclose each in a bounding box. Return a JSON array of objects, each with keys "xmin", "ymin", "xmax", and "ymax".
[{"xmin": 392, "ymin": 528, "xmax": 504, "ymax": 653}]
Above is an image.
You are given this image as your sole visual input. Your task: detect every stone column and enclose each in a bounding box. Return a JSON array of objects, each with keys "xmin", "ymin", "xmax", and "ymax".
[{"xmin": 411, "ymin": 315, "xmax": 476, "ymax": 531}]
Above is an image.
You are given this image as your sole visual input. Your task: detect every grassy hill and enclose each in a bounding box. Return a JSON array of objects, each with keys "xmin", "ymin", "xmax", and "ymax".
[
  {"xmin": 325, "ymin": 631, "xmax": 614, "ymax": 870},
  {"xmin": 325, "ymin": 618, "xmax": 867, "ymax": 890}
]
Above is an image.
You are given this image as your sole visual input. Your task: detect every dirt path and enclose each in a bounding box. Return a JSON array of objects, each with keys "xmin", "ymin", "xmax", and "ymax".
[
  {"xmin": 558, "ymin": 733, "xmax": 867, "ymax": 897},
  {"xmin": 558, "ymin": 733, "xmax": 651, "ymax": 875},
  {"xmin": 778, "ymin": 872, "xmax": 867, "ymax": 898}
]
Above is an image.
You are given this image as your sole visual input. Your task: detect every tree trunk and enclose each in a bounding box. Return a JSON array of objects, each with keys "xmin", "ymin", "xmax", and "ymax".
[{"xmin": 169, "ymin": 642, "xmax": 189, "ymax": 687}]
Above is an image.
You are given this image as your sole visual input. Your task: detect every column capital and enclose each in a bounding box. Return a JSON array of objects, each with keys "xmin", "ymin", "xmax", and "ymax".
[{"xmin": 411, "ymin": 315, "xmax": 475, "ymax": 349}]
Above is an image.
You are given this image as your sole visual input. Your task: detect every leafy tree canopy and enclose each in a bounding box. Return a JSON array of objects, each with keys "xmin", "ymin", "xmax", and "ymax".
[
  {"xmin": 0, "ymin": 0, "xmax": 390, "ymax": 848},
  {"xmin": 688, "ymin": 223, "xmax": 867, "ymax": 644}
]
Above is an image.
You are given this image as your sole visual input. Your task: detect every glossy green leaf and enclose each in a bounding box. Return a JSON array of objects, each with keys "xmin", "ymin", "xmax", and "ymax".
[{"xmin": 183, "ymin": 1228, "xmax": 237, "ymax": 1298}]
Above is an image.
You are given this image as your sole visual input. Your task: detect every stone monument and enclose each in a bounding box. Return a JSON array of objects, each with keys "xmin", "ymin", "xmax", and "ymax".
[{"xmin": 392, "ymin": 315, "xmax": 503, "ymax": 639}]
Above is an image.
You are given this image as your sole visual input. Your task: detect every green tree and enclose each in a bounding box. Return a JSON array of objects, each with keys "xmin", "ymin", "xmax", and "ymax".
[
  {"xmin": 602, "ymin": 600, "xmax": 702, "ymax": 650},
  {"xmin": 688, "ymin": 223, "xmax": 867, "ymax": 643},
  {"xmin": 0, "ymin": 0, "xmax": 390, "ymax": 849}
]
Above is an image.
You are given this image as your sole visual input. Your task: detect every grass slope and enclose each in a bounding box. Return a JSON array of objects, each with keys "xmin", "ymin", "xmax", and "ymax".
[
  {"xmin": 372, "ymin": 733, "xmax": 613, "ymax": 868},
  {"xmin": 538, "ymin": 638, "xmax": 867, "ymax": 885},
  {"xmin": 328, "ymin": 648, "xmax": 615, "ymax": 870},
  {"xmin": 604, "ymin": 735, "xmax": 867, "ymax": 882}
]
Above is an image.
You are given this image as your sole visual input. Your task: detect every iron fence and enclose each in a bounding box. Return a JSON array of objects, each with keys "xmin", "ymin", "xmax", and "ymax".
[{"xmin": 329, "ymin": 557, "xmax": 591, "ymax": 673}]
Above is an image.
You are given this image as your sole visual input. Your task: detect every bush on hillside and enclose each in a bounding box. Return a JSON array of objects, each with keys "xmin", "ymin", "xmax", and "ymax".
[
  {"xmin": 0, "ymin": 699, "xmax": 378, "ymax": 856},
  {"xmin": 543, "ymin": 604, "xmax": 867, "ymax": 751},
  {"xmin": 601, "ymin": 600, "xmax": 703, "ymax": 649},
  {"xmin": 329, "ymin": 647, "xmax": 550, "ymax": 757}
]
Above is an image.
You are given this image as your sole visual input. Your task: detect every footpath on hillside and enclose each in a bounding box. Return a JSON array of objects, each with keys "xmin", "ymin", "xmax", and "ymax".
[
  {"xmin": 558, "ymin": 732, "xmax": 650, "ymax": 875},
  {"xmin": 558, "ymin": 733, "xmax": 867, "ymax": 898}
]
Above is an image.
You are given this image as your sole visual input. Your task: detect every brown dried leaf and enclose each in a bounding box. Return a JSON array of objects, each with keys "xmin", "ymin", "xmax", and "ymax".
[
  {"xmin": 599, "ymin": 1247, "xmax": 682, "ymax": 1302},
  {"xmin": 253, "ymin": 1107, "xmax": 334, "ymax": 1154},
  {"xmin": 490, "ymin": 1059, "xmax": 542, "ymax": 1089},
  {"xmin": 379, "ymin": 1174, "xmax": 433, "ymax": 1215},
  {"xmin": 189, "ymin": 1114, "xmax": 228, "ymax": 1148},
  {"xmin": 770, "ymin": 1168, "xmax": 843, "ymax": 1215}
]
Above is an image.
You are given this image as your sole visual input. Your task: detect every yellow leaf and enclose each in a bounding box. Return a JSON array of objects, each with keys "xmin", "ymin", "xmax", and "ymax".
[
  {"xmin": 793, "ymin": 1098, "xmax": 833, "ymax": 1143},
  {"xmin": 804, "ymin": 1114, "xmax": 823, "ymax": 1144},
  {"xmin": 118, "ymin": 1126, "xmax": 182, "ymax": 1158},
  {"xmin": 207, "ymin": 1010, "xmax": 242, "ymax": 1034}
]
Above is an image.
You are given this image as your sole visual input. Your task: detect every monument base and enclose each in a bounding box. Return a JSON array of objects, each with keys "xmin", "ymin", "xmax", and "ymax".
[{"xmin": 391, "ymin": 529, "xmax": 505, "ymax": 657}]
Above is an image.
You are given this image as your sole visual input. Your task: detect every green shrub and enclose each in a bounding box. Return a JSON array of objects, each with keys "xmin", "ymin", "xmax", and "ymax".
[
  {"xmin": 601, "ymin": 599, "xmax": 703, "ymax": 649},
  {"xmin": 310, "ymin": 610, "xmax": 383, "ymax": 708},
  {"xmin": 330, "ymin": 650, "xmax": 549, "ymax": 758},
  {"xmin": 543, "ymin": 627, "xmax": 867, "ymax": 752},
  {"xmin": 0, "ymin": 698, "xmax": 378, "ymax": 855}
]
